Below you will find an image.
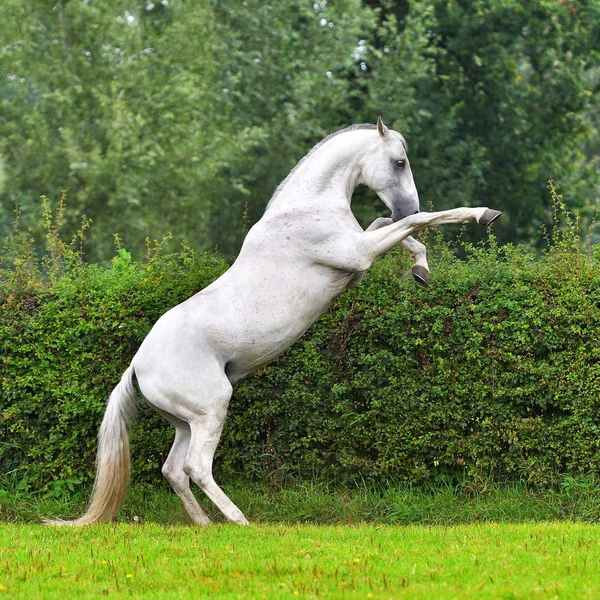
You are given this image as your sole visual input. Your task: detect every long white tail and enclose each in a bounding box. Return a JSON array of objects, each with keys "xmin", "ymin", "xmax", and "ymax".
[{"xmin": 45, "ymin": 365, "xmax": 138, "ymax": 526}]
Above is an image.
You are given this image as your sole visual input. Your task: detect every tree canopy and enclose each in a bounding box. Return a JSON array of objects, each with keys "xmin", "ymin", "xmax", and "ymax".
[{"xmin": 1, "ymin": 0, "xmax": 599, "ymax": 262}]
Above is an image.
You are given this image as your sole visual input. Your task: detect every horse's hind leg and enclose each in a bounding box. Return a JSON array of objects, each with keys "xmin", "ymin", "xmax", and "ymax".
[
  {"xmin": 158, "ymin": 411, "xmax": 211, "ymax": 525},
  {"xmin": 185, "ymin": 411, "xmax": 249, "ymax": 525},
  {"xmin": 139, "ymin": 357, "xmax": 248, "ymax": 524}
]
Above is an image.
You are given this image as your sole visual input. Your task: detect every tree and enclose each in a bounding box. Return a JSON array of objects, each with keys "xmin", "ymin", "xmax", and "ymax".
[
  {"xmin": 358, "ymin": 0, "xmax": 600, "ymax": 245},
  {"xmin": 1, "ymin": 0, "xmax": 379, "ymax": 260},
  {"xmin": 1, "ymin": 0, "xmax": 598, "ymax": 260}
]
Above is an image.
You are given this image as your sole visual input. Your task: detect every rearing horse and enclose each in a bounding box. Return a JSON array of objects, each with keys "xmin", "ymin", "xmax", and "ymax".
[{"xmin": 47, "ymin": 118, "xmax": 500, "ymax": 525}]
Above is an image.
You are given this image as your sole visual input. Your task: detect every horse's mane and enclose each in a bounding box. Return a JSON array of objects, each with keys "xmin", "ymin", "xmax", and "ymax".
[{"xmin": 266, "ymin": 123, "xmax": 378, "ymax": 209}]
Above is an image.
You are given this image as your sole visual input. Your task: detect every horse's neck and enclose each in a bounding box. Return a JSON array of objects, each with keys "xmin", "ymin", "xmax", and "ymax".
[{"xmin": 267, "ymin": 130, "xmax": 373, "ymax": 215}]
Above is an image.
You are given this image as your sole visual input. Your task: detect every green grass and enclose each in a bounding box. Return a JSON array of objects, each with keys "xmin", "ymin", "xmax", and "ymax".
[
  {"xmin": 1, "ymin": 521, "xmax": 600, "ymax": 598},
  {"xmin": 3, "ymin": 478, "xmax": 600, "ymax": 526},
  {"xmin": 2, "ymin": 481, "xmax": 600, "ymax": 597}
]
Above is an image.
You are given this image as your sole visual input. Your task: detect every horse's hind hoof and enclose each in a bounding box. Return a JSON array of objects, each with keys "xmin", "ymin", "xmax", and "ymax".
[
  {"xmin": 412, "ymin": 265, "xmax": 429, "ymax": 287},
  {"xmin": 479, "ymin": 209, "xmax": 502, "ymax": 227}
]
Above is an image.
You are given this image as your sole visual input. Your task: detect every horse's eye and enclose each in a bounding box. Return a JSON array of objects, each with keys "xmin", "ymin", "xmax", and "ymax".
[{"xmin": 395, "ymin": 159, "xmax": 406, "ymax": 169}]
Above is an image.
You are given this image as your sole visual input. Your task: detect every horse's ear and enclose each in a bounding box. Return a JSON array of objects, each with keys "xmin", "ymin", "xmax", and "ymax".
[{"xmin": 377, "ymin": 116, "xmax": 389, "ymax": 139}]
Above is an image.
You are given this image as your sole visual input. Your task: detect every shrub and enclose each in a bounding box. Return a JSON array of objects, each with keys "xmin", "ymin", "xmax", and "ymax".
[
  {"xmin": 224, "ymin": 231, "xmax": 600, "ymax": 488},
  {"xmin": 2, "ymin": 194, "xmax": 600, "ymax": 491},
  {"xmin": 0, "ymin": 204, "xmax": 228, "ymax": 490}
]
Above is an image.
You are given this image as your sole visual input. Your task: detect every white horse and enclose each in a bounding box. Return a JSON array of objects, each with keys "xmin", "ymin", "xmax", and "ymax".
[{"xmin": 47, "ymin": 118, "xmax": 500, "ymax": 525}]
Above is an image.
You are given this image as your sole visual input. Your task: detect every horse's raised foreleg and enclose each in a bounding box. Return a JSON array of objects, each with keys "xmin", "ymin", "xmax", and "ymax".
[
  {"xmin": 402, "ymin": 236, "xmax": 429, "ymax": 287},
  {"xmin": 347, "ymin": 217, "xmax": 391, "ymax": 287},
  {"xmin": 360, "ymin": 207, "xmax": 501, "ymax": 266},
  {"xmin": 348, "ymin": 218, "xmax": 429, "ymax": 287}
]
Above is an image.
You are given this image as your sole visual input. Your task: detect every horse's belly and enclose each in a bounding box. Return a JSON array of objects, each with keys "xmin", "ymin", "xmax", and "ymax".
[
  {"xmin": 220, "ymin": 308, "xmax": 318, "ymax": 382},
  {"xmin": 225, "ymin": 339, "xmax": 295, "ymax": 382},
  {"xmin": 219, "ymin": 279, "xmax": 347, "ymax": 381}
]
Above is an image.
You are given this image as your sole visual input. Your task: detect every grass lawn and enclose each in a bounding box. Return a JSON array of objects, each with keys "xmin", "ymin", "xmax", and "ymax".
[{"xmin": 1, "ymin": 521, "xmax": 599, "ymax": 599}]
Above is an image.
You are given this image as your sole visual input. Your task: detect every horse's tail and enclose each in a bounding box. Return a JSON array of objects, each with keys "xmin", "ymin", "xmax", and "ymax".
[{"xmin": 45, "ymin": 365, "xmax": 138, "ymax": 526}]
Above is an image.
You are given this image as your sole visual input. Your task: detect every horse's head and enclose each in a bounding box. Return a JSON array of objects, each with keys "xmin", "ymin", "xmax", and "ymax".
[{"xmin": 360, "ymin": 117, "xmax": 419, "ymax": 221}]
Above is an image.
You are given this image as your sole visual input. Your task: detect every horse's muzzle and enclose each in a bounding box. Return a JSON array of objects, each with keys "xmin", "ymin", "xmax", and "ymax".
[{"xmin": 392, "ymin": 208, "xmax": 419, "ymax": 223}]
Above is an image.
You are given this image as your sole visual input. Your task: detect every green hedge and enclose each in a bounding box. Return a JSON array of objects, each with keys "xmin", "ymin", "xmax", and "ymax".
[
  {"xmin": 225, "ymin": 232, "xmax": 600, "ymax": 488},
  {"xmin": 2, "ymin": 218, "xmax": 600, "ymax": 491},
  {"xmin": 0, "ymin": 230, "xmax": 229, "ymax": 491}
]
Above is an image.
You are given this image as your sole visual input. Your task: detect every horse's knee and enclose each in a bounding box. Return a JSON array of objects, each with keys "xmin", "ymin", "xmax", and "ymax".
[{"xmin": 411, "ymin": 240, "xmax": 427, "ymax": 257}]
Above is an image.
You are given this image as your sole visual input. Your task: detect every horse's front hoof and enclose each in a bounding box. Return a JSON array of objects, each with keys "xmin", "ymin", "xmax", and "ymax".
[
  {"xmin": 412, "ymin": 265, "xmax": 429, "ymax": 287},
  {"xmin": 479, "ymin": 209, "xmax": 502, "ymax": 227}
]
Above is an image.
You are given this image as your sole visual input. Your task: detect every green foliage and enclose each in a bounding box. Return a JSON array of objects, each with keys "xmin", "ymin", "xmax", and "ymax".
[
  {"xmin": 0, "ymin": 203, "xmax": 228, "ymax": 489},
  {"xmin": 3, "ymin": 193, "xmax": 600, "ymax": 492},
  {"xmin": 358, "ymin": 0, "xmax": 600, "ymax": 243},
  {"xmin": 1, "ymin": 1, "xmax": 598, "ymax": 260},
  {"xmin": 0, "ymin": 0, "xmax": 379, "ymax": 261}
]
